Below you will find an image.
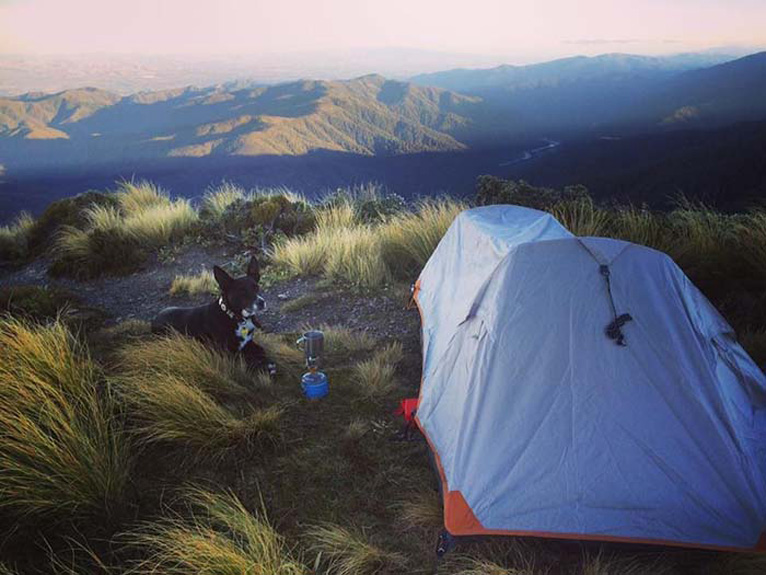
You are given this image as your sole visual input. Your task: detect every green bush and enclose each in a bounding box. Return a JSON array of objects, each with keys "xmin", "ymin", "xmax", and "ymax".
[
  {"xmin": 26, "ymin": 191, "xmax": 118, "ymax": 256},
  {"xmin": 0, "ymin": 212, "xmax": 34, "ymax": 263},
  {"xmin": 475, "ymin": 176, "xmax": 589, "ymax": 210}
]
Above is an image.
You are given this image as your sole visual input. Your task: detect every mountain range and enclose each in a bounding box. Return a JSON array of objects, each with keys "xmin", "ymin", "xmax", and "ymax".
[{"xmin": 1, "ymin": 50, "xmax": 766, "ymax": 216}]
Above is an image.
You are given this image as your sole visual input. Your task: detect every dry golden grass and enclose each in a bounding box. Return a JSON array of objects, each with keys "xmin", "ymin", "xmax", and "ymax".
[
  {"xmin": 129, "ymin": 487, "xmax": 306, "ymax": 575},
  {"xmin": 381, "ymin": 198, "xmax": 465, "ymax": 277},
  {"xmin": 441, "ymin": 541, "xmax": 547, "ymax": 575},
  {"xmin": 169, "ymin": 269, "xmax": 219, "ymax": 296},
  {"xmin": 115, "ymin": 333, "xmax": 255, "ymax": 398},
  {"xmin": 550, "ymin": 196, "xmax": 611, "ymax": 237},
  {"xmin": 0, "ymin": 317, "xmax": 130, "ymax": 521},
  {"xmin": 608, "ymin": 206, "xmax": 676, "ymax": 255},
  {"xmin": 353, "ymin": 342, "xmax": 402, "ymax": 398},
  {"xmin": 397, "ymin": 490, "xmax": 443, "ymax": 531},
  {"xmin": 117, "ymin": 373, "xmax": 282, "ymax": 452},
  {"xmin": 273, "ymin": 198, "xmax": 465, "ymax": 287},
  {"xmin": 52, "ymin": 182, "xmax": 197, "ymax": 277},
  {"xmin": 306, "ymin": 523, "xmax": 405, "ymax": 575},
  {"xmin": 115, "ymin": 179, "xmax": 171, "ymax": 215},
  {"xmin": 201, "ymin": 182, "xmax": 250, "ymax": 219},
  {"xmin": 257, "ymin": 332, "xmax": 306, "ymax": 376},
  {"xmin": 323, "ymin": 225, "xmax": 390, "ymax": 288}
]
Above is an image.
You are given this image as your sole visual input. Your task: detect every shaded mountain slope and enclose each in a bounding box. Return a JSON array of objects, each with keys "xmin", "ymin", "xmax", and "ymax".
[{"xmin": 0, "ymin": 76, "xmax": 480, "ymax": 168}]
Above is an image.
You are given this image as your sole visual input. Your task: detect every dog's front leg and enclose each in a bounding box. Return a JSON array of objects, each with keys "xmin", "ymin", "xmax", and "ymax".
[{"xmin": 241, "ymin": 342, "xmax": 276, "ymax": 377}]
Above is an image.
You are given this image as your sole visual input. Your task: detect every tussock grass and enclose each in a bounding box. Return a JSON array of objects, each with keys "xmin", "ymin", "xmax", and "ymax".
[
  {"xmin": 0, "ymin": 564, "xmax": 18, "ymax": 575},
  {"xmin": 550, "ymin": 196, "xmax": 610, "ymax": 237},
  {"xmin": 579, "ymin": 553, "xmax": 674, "ymax": 575},
  {"xmin": 354, "ymin": 342, "xmax": 402, "ymax": 398},
  {"xmin": 737, "ymin": 209, "xmax": 766, "ymax": 282},
  {"xmin": 257, "ymin": 332, "xmax": 306, "ymax": 376},
  {"xmin": 316, "ymin": 200, "xmax": 359, "ymax": 230},
  {"xmin": 273, "ymin": 198, "xmax": 464, "ymax": 287},
  {"xmin": 115, "ymin": 333, "xmax": 253, "ymax": 398},
  {"xmin": 201, "ymin": 181, "xmax": 250, "ymax": 219},
  {"xmin": 117, "ymin": 373, "xmax": 282, "ymax": 452},
  {"xmin": 130, "ymin": 487, "xmax": 306, "ymax": 575},
  {"xmin": 52, "ymin": 182, "xmax": 197, "ymax": 278},
  {"xmin": 323, "ymin": 225, "xmax": 390, "ymax": 287},
  {"xmin": 397, "ymin": 490, "xmax": 443, "ymax": 531},
  {"xmin": 441, "ymin": 541, "xmax": 546, "ymax": 575},
  {"xmin": 0, "ymin": 317, "xmax": 130, "ymax": 522},
  {"xmin": 169, "ymin": 269, "xmax": 218, "ymax": 296},
  {"xmin": 115, "ymin": 179, "xmax": 171, "ymax": 215},
  {"xmin": 0, "ymin": 211, "xmax": 34, "ymax": 261},
  {"xmin": 381, "ymin": 198, "xmax": 466, "ymax": 278},
  {"xmin": 608, "ymin": 205, "xmax": 675, "ymax": 255},
  {"xmin": 307, "ymin": 523, "xmax": 405, "ymax": 575}
]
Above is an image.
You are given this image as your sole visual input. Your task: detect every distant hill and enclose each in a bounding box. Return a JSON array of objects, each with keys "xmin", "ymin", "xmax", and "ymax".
[
  {"xmin": 0, "ymin": 76, "xmax": 481, "ymax": 168},
  {"xmin": 412, "ymin": 52, "xmax": 766, "ymax": 141},
  {"xmin": 410, "ymin": 52, "xmax": 736, "ymax": 93}
]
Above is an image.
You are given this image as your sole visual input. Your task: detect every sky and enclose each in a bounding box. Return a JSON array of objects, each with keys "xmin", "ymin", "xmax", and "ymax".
[{"xmin": 1, "ymin": 0, "xmax": 765, "ymax": 63}]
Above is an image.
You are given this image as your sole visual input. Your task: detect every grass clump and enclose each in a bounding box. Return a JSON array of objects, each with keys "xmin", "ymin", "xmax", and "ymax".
[
  {"xmin": 0, "ymin": 211, "xmax": 34, "ymax": 263},
  {"xmin": 550, "ymin": 195, "xmax": 610, "ymax": 237},
  {"xmin": 307, "ymin": 523, "xmax": 405, "ymax": 575},
  {"xmin": 381, "ymin": 198, "xmax": 466, "ymax": 279},
  {"xmin": 51, "ymin": 180, "xmax": 197, "ymax": 278},
  {"xmin": 115, "ymin": 333, "xmax": 254, "ymax": 399},
  {"xmin": 114, "ymin": 334, "xmax": 281, "ymax": 453},
  {"xmin": 353, "ymin": 342, "xmax": 403, "ymax": 398},
  {"xmin": 117, "ymin": 373, "xmax": 282, "ymax": 453},
  {"xmin": 0, "ymin": 317, "xmax": 130, "ymax": 522},
  {"xmin": 169, "ymin": 269, "xmax": 219, "ymax": 296},
  {"xmin": 0, "ymin": 285, "xmax": 77, "ymax": 321},
  {"xmin": 130, "ymin": 487, "xmax": 306, "ymax": 575},
  {"xmin": 273, "ymin": 198, "xmax": 464, "ymax": 287},
  {"xmin": 200, "ymin": 181, "xmax": 250, "ymax": 219}
]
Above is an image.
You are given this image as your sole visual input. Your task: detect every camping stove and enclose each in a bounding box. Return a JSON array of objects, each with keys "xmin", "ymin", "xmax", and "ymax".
[{"xmin": 296, "ymin": 330, "xmax": 329, "ymax": 399}]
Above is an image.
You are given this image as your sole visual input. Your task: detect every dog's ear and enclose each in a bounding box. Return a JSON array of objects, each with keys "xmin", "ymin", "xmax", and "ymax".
[
  {"xmin": 213, "ymin": 265, "xmax": 233, "ymax": 291},
  {"xmin": 246, "ymin": 256, "xmax": 260, "ymax": 283}
]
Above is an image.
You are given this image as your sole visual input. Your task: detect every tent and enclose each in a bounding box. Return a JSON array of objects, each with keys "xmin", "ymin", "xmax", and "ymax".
[{"xmin": 413, "ymin": 205, "xmax": 766, "ymax": 551}]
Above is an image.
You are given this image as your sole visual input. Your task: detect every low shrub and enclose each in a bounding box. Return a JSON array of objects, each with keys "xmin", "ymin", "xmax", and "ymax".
[
  {"xmin": 475, "ymin": 175, "xmax": 588, "ymax": 210},
  {"xmin": 25, "ymin": 191, "xmax": 118, "ymax": 256},
  {"xmin": 0, "ymin": 212, "xmax": 34, "ymax": 263},
  {"xmin": 0, "ymin": 317, "xmax": 130, "ymax": 523},
  {"xmin": 129, "ymin": 488, "xmax": 306, "ymax": 575}
]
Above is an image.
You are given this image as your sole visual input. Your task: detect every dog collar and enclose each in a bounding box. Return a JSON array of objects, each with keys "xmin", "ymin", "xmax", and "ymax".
[{"xmin": 218, "ymin": 297, "xmax": 239, "ymax": 321}]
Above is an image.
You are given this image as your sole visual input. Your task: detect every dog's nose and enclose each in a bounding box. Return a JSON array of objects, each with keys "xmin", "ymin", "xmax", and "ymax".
[{"xmin": 256, "ymin": 295, "xmax": 266, "ymax": 311}]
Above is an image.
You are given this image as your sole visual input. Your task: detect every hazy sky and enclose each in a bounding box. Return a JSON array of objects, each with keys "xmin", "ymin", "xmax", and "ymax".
[{"xmin": 1, "ymin": 0, "xmax": 765, "ymax": 62}]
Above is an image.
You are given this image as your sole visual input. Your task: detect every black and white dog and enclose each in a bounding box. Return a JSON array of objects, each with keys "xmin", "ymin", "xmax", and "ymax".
[{"xmin": 152, "ymin": 256, "xmax": 274, "ymax": 373}]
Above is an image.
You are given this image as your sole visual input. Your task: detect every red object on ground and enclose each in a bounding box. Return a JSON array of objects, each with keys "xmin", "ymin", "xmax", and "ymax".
[{"xmin": 394, "ymin": 397, "xmax": 420, "ymax": 423}]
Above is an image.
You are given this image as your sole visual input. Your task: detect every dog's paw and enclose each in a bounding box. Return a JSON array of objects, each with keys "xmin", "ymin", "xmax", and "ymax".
[{"xmin": 267, "ymin": 362, "xmax": 277, "ymax": 379}]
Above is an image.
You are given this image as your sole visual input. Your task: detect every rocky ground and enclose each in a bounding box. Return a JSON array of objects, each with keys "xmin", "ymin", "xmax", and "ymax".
[{"xmin": 0, "ymin": 244, "xmax": 421, "ymax": 348}]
